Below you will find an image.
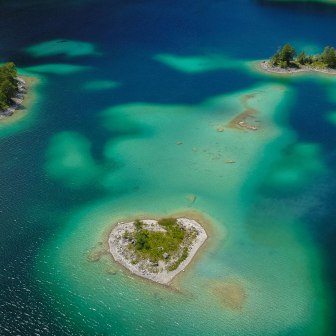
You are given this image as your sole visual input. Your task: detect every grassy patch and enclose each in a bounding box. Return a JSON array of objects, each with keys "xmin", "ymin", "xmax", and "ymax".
[
  {"xmin": 168, "ymin": 247, "xmax": 189, "ymax": 271},
  {"xmin": 125, "ymin": 218, "xmax": 193, "ymax": 268}
]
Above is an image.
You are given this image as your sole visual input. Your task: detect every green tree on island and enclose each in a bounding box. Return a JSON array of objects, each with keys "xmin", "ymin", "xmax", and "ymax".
[
  {"xmin": 0, "ymin": 62, "xmax": 18, "ymax": 110},
  {"xmin": 328, "ymin": 48, "xmax": 336, "ymax": 68},
  {"xmin": 321, "ymin": 46, "xmax": 336, "ymax": 68},
  {"xmin": 271, "ymin": 43, "xmax": 296, "ymax": 68},
  {"xmin": 297, "ymin": 51, "xmax": 307, "ymax": 65},
  {"xmin": 279, "ymin": 43, "xmax": 296, "ymax": 63}
]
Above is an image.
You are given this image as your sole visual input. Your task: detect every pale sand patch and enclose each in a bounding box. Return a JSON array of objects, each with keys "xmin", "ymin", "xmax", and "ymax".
[
  {"xmin": 87, "ymin": 241, "xmax": 108, "ymax": 262},
  {"xmin": 108, "ymin": 218, "xmax": 207, "ymax": 285},
  {"xmin": 227, "ymin": 92, "xmax": 259, "ymax": 131},
  {"xmin": 212, "ymin": 280, "xmax": 246, "ymax": 310},
  {"xmin": 185, "ymin": 194, "xmax": 197, "ymax": 205}
]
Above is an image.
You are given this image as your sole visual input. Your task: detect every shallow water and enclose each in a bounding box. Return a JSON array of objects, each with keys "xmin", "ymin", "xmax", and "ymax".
[{"xmin": 0, "ymin": 0, "xmax": 336, "ymax": 335}]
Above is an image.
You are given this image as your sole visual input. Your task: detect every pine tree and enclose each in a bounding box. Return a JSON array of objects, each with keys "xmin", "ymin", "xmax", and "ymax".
[
  {"xmin": 297, "ymin": 51, "xmax": 307, "ymax": 65},
  {"xmin": 0, "ymin": 79, "xmax": 16, "ymax": 103},
  {"xmin": 326, "ymin": 47, "xmax": 336, "ymax": 68},
  {"xmin": 270, "ymin": 51, "xmax": 280, "ymax": 66},
  {"xmin": 279, "ymin": 44, "xmax": 296, "ymax": 64},
  {"xmin": 0, "ymin": 62, "xmax": 18, "ymax": 110},
  {"xmin": 0, "ymin": 92, "xmax": 8, "ymax": 109},
  {"xmin": 321, "ymin": 46, "xmax": 330, "ymax": 63}
]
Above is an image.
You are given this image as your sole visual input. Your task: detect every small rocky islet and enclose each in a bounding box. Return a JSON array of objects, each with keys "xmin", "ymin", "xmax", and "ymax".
[{"xmin": 108, "ymin": 217, "xmax": 207, "ymax": 284}]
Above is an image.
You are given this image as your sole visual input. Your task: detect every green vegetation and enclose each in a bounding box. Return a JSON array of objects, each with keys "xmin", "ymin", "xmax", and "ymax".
[
  {"xmin": 168, "ymin": 247, "xmax": 189, "ymax": 271},
  {"xmin": 270, "ymin": 44, "xmax": 336, "ymax": 69},
  {"xmin": 125, "ymin": 218, "xmax": 195, "ymax": 268},
  {"xmin": 271, "ymin": 43, "xmax": 296, "ymax": 69},
  {"xmin": 0, "ymin": 62, "xmax": 18, "ymax": 110}
]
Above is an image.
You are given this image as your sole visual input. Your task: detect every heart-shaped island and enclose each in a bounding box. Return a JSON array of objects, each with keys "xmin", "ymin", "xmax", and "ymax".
[{"xmin": 109, "ymin": 217, "xmax": 207, "ymax": 284}]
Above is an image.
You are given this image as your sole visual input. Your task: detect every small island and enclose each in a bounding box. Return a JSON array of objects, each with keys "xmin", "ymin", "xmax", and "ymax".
[
  {"xmin": 108, "ymin": 217, "xmax": 207, "ymax": 284},
  {"xmin": 260, "ymin": 43, "xmax": 336, "ymax": 75},
  {"xmin": 0, "ymin": 62, "xmax": 28, "ymax": 118}
]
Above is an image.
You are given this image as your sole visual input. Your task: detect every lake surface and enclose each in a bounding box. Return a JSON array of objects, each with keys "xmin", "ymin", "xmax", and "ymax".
[{"xmin": 0, "ymin": 0, "xmax": 336, "ymax": 335}]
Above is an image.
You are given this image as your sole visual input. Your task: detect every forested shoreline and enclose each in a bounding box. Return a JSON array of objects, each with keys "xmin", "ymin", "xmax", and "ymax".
[
  {"xmin": 270, "ymin": 44, "xmax": 336, "ymax": 69},
  {"xmin": 0, "ymin": 62, "xmax": 19, "ymax": 111}
]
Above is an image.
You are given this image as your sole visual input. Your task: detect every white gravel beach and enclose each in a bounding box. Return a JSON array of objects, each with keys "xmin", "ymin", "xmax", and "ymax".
[{"xmin": 259, "ymin": 60, "xmax": 336, "ymax": 75}]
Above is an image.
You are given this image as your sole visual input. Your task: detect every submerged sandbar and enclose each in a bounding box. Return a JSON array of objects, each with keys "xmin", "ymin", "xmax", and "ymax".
[{"xmin": 108, "ymin": 217, "xmax": 207, "ymax": 284}]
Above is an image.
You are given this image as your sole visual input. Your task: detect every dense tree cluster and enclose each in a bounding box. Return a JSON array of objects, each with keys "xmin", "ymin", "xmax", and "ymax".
[
  {"xmin": 321, "ymin": 47, "xmax": 336, "ymax": 68},
  {"xmin": 0, "ymin": 62, "xmax": 18, "ymax": 110},
  {"xmin": 271, "ymin": 43, "xmax": 296, "ymax": 68},
  {"xmin": 270, "ymin": 44, "xmax": 336, "ymax": 69}
]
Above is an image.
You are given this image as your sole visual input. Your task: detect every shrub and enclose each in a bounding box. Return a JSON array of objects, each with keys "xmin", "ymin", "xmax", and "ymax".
[{"xmin": 128, "ymin": 218, "xmax": 189, "ymax": 265}]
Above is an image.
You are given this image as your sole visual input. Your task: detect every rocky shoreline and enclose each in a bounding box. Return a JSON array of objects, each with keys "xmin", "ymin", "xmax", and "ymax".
[
  {"xmin": 108, "ymin": 218, "xmax": 207, "ymax": 284},
  {"xmin": 259, "ymin": 60, "xmax": 336, "ymax": 75},
  {"xmin": 0, "ymin": 77, "xmax": 27, "ymax": 118}
]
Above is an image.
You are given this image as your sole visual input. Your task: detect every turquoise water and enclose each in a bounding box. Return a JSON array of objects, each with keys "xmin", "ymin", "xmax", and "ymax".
[{"xmin": 1, "ymin": 0, "xmax": 336, "ymax": 335}]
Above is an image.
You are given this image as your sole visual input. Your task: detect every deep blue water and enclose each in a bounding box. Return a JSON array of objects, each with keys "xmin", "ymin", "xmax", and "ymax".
[{"xmin": 0, "ymin": 0, "xmax": 336, "ymax": 335}]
